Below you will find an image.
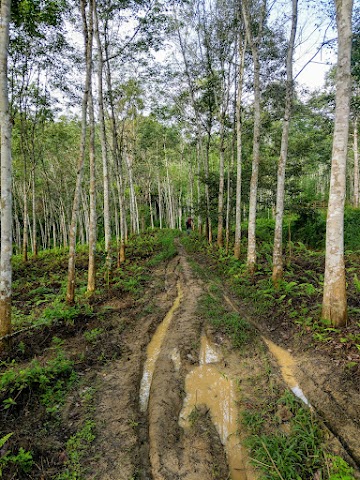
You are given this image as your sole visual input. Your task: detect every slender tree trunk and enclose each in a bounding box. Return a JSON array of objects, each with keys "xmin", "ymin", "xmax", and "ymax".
[
  {"xmin": 272, "ymin": 0, "xmax": 298, "ymax": 285},
  {"xmin": 164, "ymin": 140, "xmax": 176, "ymax": 229},
  {"xmin": 234, "ymin": 35, "xmax": 246, "ymax": 259},
  {"xmin": 353, "ymin": 116, "xmax": 359, "ymax": 207},
  {"xmin": 149, "ymin": 181, "xmax": 154, "ymax": 229},
  {"xmin": 0, "ymin": 0, "xmax": 12, "ymax": 341},
  {"xmin": 22, "ymin": 179, "xmax": 28, "ymax": 261},
  {"xmin": 225, "ymin": 158, "xmax": 231, "ymax": 255},
  {"xmin": 66, "ymin": 0, "xmax": 93, "ymax": 304},
  {"xmin": 242, "ymin": 0, "xmax": 266, "ymax": 274},
  {"xmin": 87, "ymin": 90, "xmax": 96, "ymax": 293},
  {"xmin": 14, "ymin": 198, "xmax": 21, "ymax": 254},
  {"xmin": 32, "ymin": 167, "xmax": 37, "ymax": 256},
  {"xmin": 103, "ymin": 33, "xmax": 126, "ymax": 264},
  {"xmin": 322, "ymin": 0, "xmax": 353, "ymax": 326},
  {"xmin": 217, "ymin": 119, "xmax": 226, "ymax": 248},
  {"xmin": 94, "ymin": 2, "xmax": 111, "ymax": 261},
  {"xmin": 81, "ymin": 190, "xmax": 90, "ymax": 244},
  {"xmin": 196, "ymin": 146, "xmax": 202, "ymax": 233},
  {"xmin": 204, "ymin": 133, "xmax": 212, "ymax": 243},
  {"xmin": 158, "ymin": 174, "xmax": 163, "ymax": 229},
  {"xmin": 125, "ymin": 151, "xmax": 139, "ymax": 234}
]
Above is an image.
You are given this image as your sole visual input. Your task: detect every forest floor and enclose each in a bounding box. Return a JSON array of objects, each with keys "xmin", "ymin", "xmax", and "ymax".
[{"xmin": 1, "ymin": 232, "xmax": 360, "ymax": 479}]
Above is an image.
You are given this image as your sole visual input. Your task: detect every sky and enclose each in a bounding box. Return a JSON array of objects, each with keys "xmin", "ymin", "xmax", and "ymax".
[{"xmin": 271, "ymin": 0, "xmax": 338, "ymax": 92}]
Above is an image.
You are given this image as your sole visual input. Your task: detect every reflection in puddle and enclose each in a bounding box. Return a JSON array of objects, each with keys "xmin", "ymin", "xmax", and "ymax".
[
  {"xmin": 139, "ymin": 283, "xmax": 182, "ymax": 412},
  {"xmin": 180, "ymin": 335, "xmax": 255, "ymax": 480},
  {"xmin": 199, "ymin": 334, "xmax": 222, "ymax": 365},
  {"xmin": 263, "ymin": 338, "xmax": 310, "ymax": 406}
]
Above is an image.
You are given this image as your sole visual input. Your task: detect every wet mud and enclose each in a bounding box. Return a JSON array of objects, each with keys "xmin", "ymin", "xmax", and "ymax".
[{"xmin": 87, "ymin": 246, "xmax": 360, "ymax": 480}]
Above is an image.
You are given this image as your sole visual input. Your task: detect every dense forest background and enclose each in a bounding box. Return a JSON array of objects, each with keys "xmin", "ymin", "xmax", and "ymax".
[{"xmin": 0, "ymin": 0, "xmax": 359, "ymax": 326}]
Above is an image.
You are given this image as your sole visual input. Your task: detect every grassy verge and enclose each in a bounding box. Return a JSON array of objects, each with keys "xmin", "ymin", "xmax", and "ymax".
[
  {"xmin": 0, "ymin": 229, "xmax": 178, "ymax": 479},
  {"xmin": 181, "ymin": 233, "xmax": 357, "ymax": 480},
  {"xmin": 182, "ymin": 233, "xmax": 360, "ymax": 369}
]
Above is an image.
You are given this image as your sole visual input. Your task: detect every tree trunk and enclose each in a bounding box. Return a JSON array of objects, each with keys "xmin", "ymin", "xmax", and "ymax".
[
  {"xmin": 164, "ymin": 140, "xmax": 176, "ymax": 229},
  {"xmin": 353, "ymin": 116, "xmax": 359, "ymax": 207},
  {"xmin": 242, "ymin": 0, "xmax": 266, "ymax": 274},
  {"xmin": 32, "ymin": 167, "xmax": 38, "ymax": 257},
  {"xmin": 217, "ymin": 119, "xmax": 226, "ymax": 248},
  {"xmin": 149, "ymin": 181, "xmax": 154, "ymax": 229},
  {"xmin": 94, "ymin": 2, "xmax": 111, "ymax": 261},
  {"xmin": 87, "ymin": 89, "xmax": 96, "ymax": 293},
  {"xmin": 234, "ymin": 34, "xmax": 246, "ymax": 260},
  {"xmin": 0, "ymin": 0, "xmax": 12, "ymax": 341},
  {"xmin": 22, "ymin": 179, "xmax": 28, "ymax": 262},
  {"xmin": 125, "ymin": 151, "xmax": 139, "ymax": 234},
  {"xmin": 158, "ymin": 174, "xmax": 163, "ymax": 229},
  {"xmin": 322, "ymin": 0, "xmax": 353, "ymax": 326},
  {"xmin": 272, "ymin": 0, "xmax": 298, "ymax": 285},
  {"xmin": 204, "ymin": 133, "xmax": 212, "ymax": 243},
  {"xmin": 66, "ymin": 0, "xmax": 93, "ymax": 304}
]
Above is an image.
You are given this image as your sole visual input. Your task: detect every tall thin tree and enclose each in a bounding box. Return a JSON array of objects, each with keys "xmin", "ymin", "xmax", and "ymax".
[
  {"xmin": 242, "ymin": 0, "xmax": 267, "ymax": 274},
  {"xmin": 322, "ymin": 0, "xmax": 353, "ymax": 326},
  {"xmin": 272, "ymin": 0, "xmax": 298, "ymax": 284},
  {"xmin": 66, "ymin": 0, "xmax": 94, "ymax": 304},
  {"xmin": 0, "ymin": 0, "xmax": 12, "ymax": 341}
]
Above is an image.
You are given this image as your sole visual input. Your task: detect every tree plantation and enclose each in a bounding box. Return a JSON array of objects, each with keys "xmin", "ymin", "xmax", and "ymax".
[{"xmin": 0, "ymin": 0, "xmax": 360, "ymax": 479}]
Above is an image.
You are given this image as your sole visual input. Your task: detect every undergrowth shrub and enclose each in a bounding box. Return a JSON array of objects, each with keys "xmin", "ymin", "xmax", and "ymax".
[
  {"xmin": 243, "ymin": 390, "xmax": 324, "ymax": 479},
  {"xmin": 0, "ymin": 344, "xmax": 77, "ymax": 414}
]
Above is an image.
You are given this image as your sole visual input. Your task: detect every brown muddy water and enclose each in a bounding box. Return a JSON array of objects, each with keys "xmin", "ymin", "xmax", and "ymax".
[
  {"xmin": 179, "ymin": 335, "xmax": 256, "ymax": 480},
  {"xmin": 263, "ymin": 337, "xmax": 310, "ymax": 406},
  {"xmin": 139, "ymin": 283, "xmax": 183, "ymax": 412}
]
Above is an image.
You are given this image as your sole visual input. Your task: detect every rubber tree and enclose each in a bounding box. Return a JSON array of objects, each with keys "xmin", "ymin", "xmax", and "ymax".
[
  {"xmin": 94, "ymin": 0, "xmax": 111, "ymax": 269},
  {"xmin": 272, "ymin": 0, "xmax": 298, "ymax": 284},
  {"xmin": 234, "ymin": 29, "xmax": 247, "ymax": 260},
  {"xmin": 87, "ymin": 88, "xmax": 96, "ymax": 293},
  {"xmin": 0, "ymin": 0, "xmax": 12, "ymax": 341},
  {"xmin": 241, "ymin": 0, "xmax": 267, "ymax": 274},
  {"xmin": 66, "ymin": 0, "xmax": 94, "ymax": 304},
  {"xmin": 351, "ymin": 12, "xmax": 360, "ymax": 207},
  {"xmin": 322, "ymin": 0, "xmax": 353, "ymax": 326}
]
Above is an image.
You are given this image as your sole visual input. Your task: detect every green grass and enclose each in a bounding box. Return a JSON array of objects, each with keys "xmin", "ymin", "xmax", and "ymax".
[
  {"xmin": 198, "ymin": 292, "xmax": 254, "ymax": 349},
  {"xmin": 243, "ymin": 391, "xmax": 323, "ymax": 479},
  {"xmin": 0, "ymin": 341, "xmax": 77, "ymax": 415}
]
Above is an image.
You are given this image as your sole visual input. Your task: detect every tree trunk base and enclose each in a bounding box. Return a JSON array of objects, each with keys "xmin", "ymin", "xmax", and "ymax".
[{"xmin": 0, "ymin": 298, "xmax": 12, "ymax": 349}]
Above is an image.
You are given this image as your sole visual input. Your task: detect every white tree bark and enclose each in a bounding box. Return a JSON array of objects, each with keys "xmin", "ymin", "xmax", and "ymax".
[
  {"xmin": 94, "ymin": 2, "xmax": 111, "ymax": 258},
  {"xmin": 322, "ymin": 0, "xmax": 353, "ymax": 326},
  {"xmin": 87, "ymin": 90, "xmax": 96, "ymax": 293},
  {"xmin": 66, "ymin": 0, "xmax": 93, "ymax": 304},
  {"xmin": 32, "ymin": 167, "xmax": 38, "ymax": 256},
  {"xmin": 272, "ymin": 0, "xmax": 298, "ymax": 284},
  {"xmin": 22, "ymin": 178, "xmax": 29, "ymax": 261},
  {"xmin": 125, "ymin": 150, "xmax": 139, "ymax": 234},
  {"xmin": 158, "ymin": 174, "xmax": 163, "ymax": 229},
  {"xmin": 0, "ymin": 0, "xmax": 12, "ymax": 340},
  {"xmin": 242, "ymin": 0, "xmax": 266, "ymax": 273},
  {"xmin": 353, "ymin": 116, "xmax": 359, "ymax": 207},
  {"xmin": 234, "ymin": 34, "xmax": 246, "ymax": 260}
]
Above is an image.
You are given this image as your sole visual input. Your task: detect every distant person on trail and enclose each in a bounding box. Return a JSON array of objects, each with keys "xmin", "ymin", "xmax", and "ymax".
[{"xmin": 186, "ymin": 217, "xmax": 193, "ymax": 234}]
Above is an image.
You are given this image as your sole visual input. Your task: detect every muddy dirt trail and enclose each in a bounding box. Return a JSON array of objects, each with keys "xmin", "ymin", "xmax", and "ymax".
[{"xmin": 85, "ymin": 246, "xmax": 360, "ymax": 480}]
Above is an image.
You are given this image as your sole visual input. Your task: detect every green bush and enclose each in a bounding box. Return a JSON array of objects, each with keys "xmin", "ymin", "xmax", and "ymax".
[
  {"xmin": 292, "ymin": 208, "xmax": 326, "ymax": 249},
  {"xmin": 344, "ymin": 208, "xmax": 360, "ymax": 251},
  {"xmin": 291, "ymin": 207, "xmax": 360, "ymax": 251}
]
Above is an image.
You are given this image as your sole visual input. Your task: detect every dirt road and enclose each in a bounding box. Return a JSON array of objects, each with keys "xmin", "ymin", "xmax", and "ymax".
[{"xmin": 85, "ymin": 246, "xmax": 360, "ymax": 480}]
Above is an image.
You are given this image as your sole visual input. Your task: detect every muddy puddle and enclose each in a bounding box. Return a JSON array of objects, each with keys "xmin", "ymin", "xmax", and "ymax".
[
  {"xmin": 263, "ymin": 337, "xmax": 310, "ymax": 406},
  {"xmin": 139, "ymin": 283, "xmax": 182, "ymax": 412},
  {"xmin": 180, "ymin": 334, "xmax": 255, "ymax": 480}
]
